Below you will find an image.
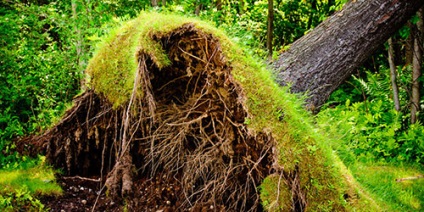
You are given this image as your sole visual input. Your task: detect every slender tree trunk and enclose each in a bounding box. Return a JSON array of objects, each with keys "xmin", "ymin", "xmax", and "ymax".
[
  {"xmin": 388, "ymin": 37, "xmax": 401, "ymax": 111},
  {"xmin": 405, "ymin": 22, "xmax": 414, "ymax": 65},
  {"xmin": 216, "ymin": 0, "xmax": 222, "ymax": 11},
  {"xmin": 72, "ymin": 0, "xmax": 84, "ymax": 90},
  {"xmin": 273, "ymin": 0, "xmax": 424, "ymax": 111},
  {"xmin": 162, "ymin": 0, "xmax": 166, "ymax": 7},
  {"xmin": 195, "ymin": 2, "xmax": 202, "ymax": 16},
  {"xmin": 267, "ymin": 0, "xmax": 274, "ymax": 60},
  {"xmin": 411, "ymin": 7, "xmax": 423, "ymax": 124},
  {"xmin": 151, "ymin": 0, "xmax": 158, "ymax": 7}
]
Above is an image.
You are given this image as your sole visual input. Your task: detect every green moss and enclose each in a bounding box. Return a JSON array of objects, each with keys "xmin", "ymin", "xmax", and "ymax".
[
  {"xmin": 260, "ymin": 174, "xmax": 292, "ymax": 211},
  {"xmin": 85, "ymin": 11, "xmax": 379, "ymax": 210}
]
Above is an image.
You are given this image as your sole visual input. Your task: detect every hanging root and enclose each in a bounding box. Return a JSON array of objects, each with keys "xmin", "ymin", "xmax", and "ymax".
[{"xmin": 27, "ymin": 23, "xmax": 276, "ymax": 211}]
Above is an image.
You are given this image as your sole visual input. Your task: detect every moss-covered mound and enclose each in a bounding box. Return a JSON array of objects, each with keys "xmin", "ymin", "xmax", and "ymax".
[{"xmin": 27, "ymin": 12, "xmax": 379, "ymax": 211}]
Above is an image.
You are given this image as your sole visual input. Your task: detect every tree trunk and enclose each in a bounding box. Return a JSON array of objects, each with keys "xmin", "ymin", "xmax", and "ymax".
[
  {"xmin": 151, "ymin": 0, "xmax": 158, "ymax": 7},
  {"xmin": 216, "ymin": 0, "xmax": 222, "ymax": 11},
  {"xmin": 195, "ymin": 3, "xmax": 202, "ymax": 16},
  {"xmin": 267, "ymin": 0, "xmax": 274, "ymax": 60},
  {"xmin": 411, "ymin": 7, "xmax": 423, "ymax": 124},
  {"xmin": 274, "ymin": 0, "xmax": 424, "ymax": 111},
  {"xmin": 71, "ymin": 0, "xmax": 84, "ymax": 90},
  {"xmin": 388, "ymin": 37, "xmax": 401, "ymax": 111},
  {"xmin": 405, "ymin": 22, "xmax": 414, "ymax": 65}
]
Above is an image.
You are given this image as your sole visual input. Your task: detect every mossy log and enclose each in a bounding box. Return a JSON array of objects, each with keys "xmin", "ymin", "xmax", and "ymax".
[{"xmin": 22, "ymin": 13, "xmax": 378, "ymax": 211}]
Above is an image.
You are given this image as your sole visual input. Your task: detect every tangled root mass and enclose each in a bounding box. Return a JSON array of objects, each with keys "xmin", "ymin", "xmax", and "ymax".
[{"xmin": 31, "ymin": 24, "xmax": 275, "ymax": 211}]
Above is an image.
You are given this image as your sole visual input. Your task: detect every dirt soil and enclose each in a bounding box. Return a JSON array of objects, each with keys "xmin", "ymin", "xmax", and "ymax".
[
  {"xmin": 42, "ymin": 175, "xmax": 191, "ymax": 212},
  {"xmin": 42, "ymin": 172, "xmax": 237, "ymax": 212},
  {"xmin": 41, "ymin": 176, "xmax": 115, "ymax": 212}
]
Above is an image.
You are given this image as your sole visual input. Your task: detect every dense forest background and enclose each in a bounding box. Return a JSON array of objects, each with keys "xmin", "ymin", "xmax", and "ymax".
[{"xmin": 1, "ymin": 0, "xmax": 423, "ymax": 210}]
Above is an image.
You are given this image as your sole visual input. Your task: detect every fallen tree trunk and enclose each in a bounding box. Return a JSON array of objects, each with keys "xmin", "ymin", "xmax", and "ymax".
[{"xmin": 274, "ymin": 0, "xmax": 424, "ymax": 111}]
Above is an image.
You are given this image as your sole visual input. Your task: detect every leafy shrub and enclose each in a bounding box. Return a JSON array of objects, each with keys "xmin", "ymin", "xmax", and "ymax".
[
  {"xmin": 0, "ymin": 3, "xmax": 81, "ymax": 167},
  {"xmin": 318, "ymin": 68, "xmax": 424, "ymax": 164}
]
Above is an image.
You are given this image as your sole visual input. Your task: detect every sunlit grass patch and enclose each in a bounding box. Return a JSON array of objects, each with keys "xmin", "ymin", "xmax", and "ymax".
[
  {"xmin": 0, "ymin": 156, "xmax": 62, "ymax": 210},
  {"xmin": 351, "ymin": 162, "xmax": 424, "ymax": 211}
]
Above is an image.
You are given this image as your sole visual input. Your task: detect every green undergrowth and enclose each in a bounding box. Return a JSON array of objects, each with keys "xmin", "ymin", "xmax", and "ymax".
[
  {"xmin": 86, "ymin": 11, "xmax": 378, "ymax": 210},
  {"xmin": 0, "ymin": 156, "xmax": 62, "ymax": 211},
  {"xmin": 317, "ymin": 97, "xmax": 424, "ymax": 211}
]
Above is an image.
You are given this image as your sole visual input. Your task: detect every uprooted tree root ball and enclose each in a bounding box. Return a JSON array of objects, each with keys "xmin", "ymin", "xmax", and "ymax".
[
  {"xmin": 19, "ymin": 13, "xmax": 369, "ymax": 212},
  {"xmin": 28, "ymin": 24, "xmax": 276, "ymax": 211}
]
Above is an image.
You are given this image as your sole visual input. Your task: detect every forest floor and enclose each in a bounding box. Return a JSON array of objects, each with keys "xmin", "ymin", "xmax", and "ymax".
[
  {"xmin": 41, "ymin": 174, "xmax": 210, "ymax": 212},
  {"xmin": 41, "ymin": 176, "xmax": 116, "ymax": 212}
]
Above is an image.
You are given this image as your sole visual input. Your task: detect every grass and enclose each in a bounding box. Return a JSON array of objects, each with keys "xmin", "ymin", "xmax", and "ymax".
[
  {"xmin": 0, "ymin": 156, "xmax": 62, "ymax": 211},
  {"xmin": 350, "ymin": 162, "xmax": 424, "ymax": 211}
]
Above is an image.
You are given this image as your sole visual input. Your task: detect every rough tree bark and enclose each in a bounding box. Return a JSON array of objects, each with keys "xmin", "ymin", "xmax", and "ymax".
[
  {"xmin": 405, "ymin": 22, "xmax": 414, "ymax": 65},
  {"xmin": 274, "ymin": 0, "xmax": 424, "ymax": 111}
]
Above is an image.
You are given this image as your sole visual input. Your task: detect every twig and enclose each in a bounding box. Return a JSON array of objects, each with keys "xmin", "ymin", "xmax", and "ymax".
[
  {"xmin": 91, "ymin": 184, "xmax": 106, "ymax": 212},
  {"xmin": 61, "ymin": 175, "xmax": 101, "ymax": 182},
  {"xmin": 396, "ymin": 175, "xmax": 424, "ymax": 182},
  {"xmin": 276, "ymin": 171, "xmax": 284, "ymax": 207}
]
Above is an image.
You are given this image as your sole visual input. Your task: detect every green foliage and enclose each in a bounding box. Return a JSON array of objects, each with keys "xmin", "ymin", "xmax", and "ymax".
[
  {"xmin": 159, "ymin": 0, "xmax": 340, "ymax": 57},
  {"xmin": 0, "ymin": 0, "xmax": 134, "ymax": 167},
  {"xmin": 0, "ymin": 3, "xmax": 81, "ymax": 167},
  {"xmin": 319, "ymin": 67, "xmax": 424, "ymax": 164},
  {"xmin": 0, "ymin": 187, "xmax": 45, "ymax": 212},
  {"xmin": 0, "ymin": 156, "xmax": 62, "ymax": 211}
]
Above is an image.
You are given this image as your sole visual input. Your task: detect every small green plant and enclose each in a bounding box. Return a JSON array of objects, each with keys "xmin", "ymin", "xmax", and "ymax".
[{"xmin": 0, "ymin": 186, "xmax": 45, "ymax": 211}]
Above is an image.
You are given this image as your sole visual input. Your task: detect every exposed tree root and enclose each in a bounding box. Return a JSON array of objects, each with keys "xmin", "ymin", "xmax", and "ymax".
[{"xmin": 25, "ymin": 24, "xmax": 279, "ymax": 211}]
